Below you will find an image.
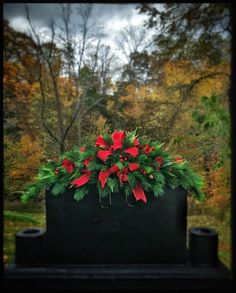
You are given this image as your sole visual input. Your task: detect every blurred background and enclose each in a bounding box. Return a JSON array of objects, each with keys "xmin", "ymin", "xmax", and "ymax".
[{"xmin": 3, "ymin": 3, "xmax": 231, "ymax": 268}]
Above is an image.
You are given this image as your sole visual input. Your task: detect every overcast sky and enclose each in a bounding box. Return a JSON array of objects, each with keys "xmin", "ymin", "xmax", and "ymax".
[
  {"xmin": 3, "ymin": 4, "xmax": 155, "ymax": 52},
  {"xmin": 3, "ymin": 3, "xmax": 158, "ymax": 81}
]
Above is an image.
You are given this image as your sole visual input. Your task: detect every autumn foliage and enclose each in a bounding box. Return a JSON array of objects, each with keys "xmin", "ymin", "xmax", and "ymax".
[
  {"xmin": 3, "ymin": 11, "xmax": 231, "ymax": 216},
  {"xmin": 4, "ymin": 135, "xmax": 45, "ymax": 200}
]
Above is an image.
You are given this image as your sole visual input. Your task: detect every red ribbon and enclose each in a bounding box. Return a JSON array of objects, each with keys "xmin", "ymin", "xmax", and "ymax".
[
  {"xmin": 98, "ymin": 164, "xmax": 120, "ymax": 189},
  {"xmin": 132, "ymin": 182, "xmax": 147, "ymax": 203},
  {"xmin": 117, "ymin": 167, "xmax": 129, "ymax": 183},
  {"xmin": 97, "ymin": 150, "xmax": 112, "ymax": 161},
  {"xmin": 98, "ymin": 170, "xmax": 111, "ymax": 188},
  {"xmin": 95, "ymin": 135, "xmax": 109, "ymax": 149},
  {"xmin": 109, "ymin": 164, "xmax": 119, "ymax": 173},
  {"xmin": 71, "ymin": 172, "xmax": 91, "ymax": 187},
  {"xmin": 110, "ymin": 131, "xmax": 125, "ymax": 151},
  {"xmin": 111, "ymin": 131, "xmax": 125, "ymax": 142},
  {"xmin": 128, "ymin": 163, "xmax": 139, "ymax": 172},
  {"xmin": 124, "ymin": 147, "xmax": 139, "ymax": 158},
  {"xmin": 111, "ymin": 140, "xmax": 122, "ymax": 151}
]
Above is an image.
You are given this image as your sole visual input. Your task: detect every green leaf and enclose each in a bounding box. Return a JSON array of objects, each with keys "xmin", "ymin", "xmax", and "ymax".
[
  {"xmin": 51, "ymin": 182, "xmax": 67, "ymax": 196},
  {"xmin": 74, "ymin": 187, "xmax": 87, "ymax": 202},
  {"xmin": 116, "ymin": 162, "xmax": 123, "ymax": 170},
  {"xmin": 153, "ymin": 183, "xmax": 164, "ymax": 197},
  {"xmin": 162, "ymin": 161, "xmax": 173, "ymax": 168},
  {"xmin": 128, "ymin": 173, "xmax": 136, "ymax": 188},
  {"xmin": 107, "ymin": 177, "xmax": 116, "ymax": 192},
  {"xmin": 123, "ymin": 183, "xmax": 131, "ymax": 197},
  {"xmin": 21, "ymin": 184, "xmax": 41, "ymax": 202},
  {"xmin": 143, "ymin": 166, "xmax": 154, "ymax": 174}
]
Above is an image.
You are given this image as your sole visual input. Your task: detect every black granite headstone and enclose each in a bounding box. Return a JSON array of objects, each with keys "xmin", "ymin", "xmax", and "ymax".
[{"xmin": 45, "ymin": 186, "xmax": 187, "ymax": 264}]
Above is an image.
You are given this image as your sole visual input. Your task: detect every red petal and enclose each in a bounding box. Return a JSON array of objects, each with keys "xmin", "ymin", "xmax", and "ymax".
[
  {"xmin": 62, "ymin": 159, "xmax": 75, "ymax": 173},
  {"xmin": 109, "ymin": 164, "xmax": 119, "ymax": 173},
  {"xmin": 132, "ymin": 182, "xmax": 147, "ymax": 203},
  {"xmin": 84, "ymin": 156, "xmax": 94, "ymax": 166},
  {"xmin": 80, "ymin": 147, "xmax": 85, "ymax": 152},
  {"xmin": 143, "ymin": 144, "xmax": 154, "ymax": 155},
  {"xmin": 111, "ymin": 131, "xmax": 125, "ymax": 142},
  {"xmin": 95, "ymin": 135, "xmax": 109, "ymax": 148},
  {"xmin": 71, "ymin": 173, "xmax": 90, "ymax": 187},
  {"xmin": 97, "ymin": 150, "xmax": 112, "ymax": 161},
  {"xmin": 124, "ymin": 147, "xmax": 139, "ymax": 158},
  {"xmin": 98, "ymin": 170, "xmax": 111, "ymax": 188},
  {"xmin": 67, "ymin": 164, "xmax": 75, "ymax": 173},
  {"xmin": 112, "ymin": 140, "xmax": 122, "ymax": 151},
  {"xmin": 133, "ymin": 138, "xmax": 140, "ymax": 146},
  {"xmin": 121, "ymin": 173, "xmax": 128, "ymax": 182},
  {"xmin": 62, "ymin": 159, "xmax": 70, "ymax": 167},
  {"xmin": 128, "ymin": 163, "xmax": 139, "ymax": 172}
]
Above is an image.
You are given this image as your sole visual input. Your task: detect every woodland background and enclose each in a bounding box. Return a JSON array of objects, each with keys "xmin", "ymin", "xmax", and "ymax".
[{"xmin": 3, "ymin": 3, "xmax": 232, "ymax": 268}]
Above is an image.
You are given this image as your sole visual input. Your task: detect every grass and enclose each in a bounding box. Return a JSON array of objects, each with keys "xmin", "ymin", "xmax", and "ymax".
[
  {"xmin": 4, "ymin": 210, "xmax": 41, "ymax": 224},
  {"xmin": 3, "ymin": 201, "xmax": 231, "ymax": 270},
  {"xmin": 3, "ymin": 202, "xmax": 46, "ymax": 264}
]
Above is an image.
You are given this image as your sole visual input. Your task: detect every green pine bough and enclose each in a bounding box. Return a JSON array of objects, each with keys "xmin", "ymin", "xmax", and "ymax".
[{"xmin": 21, "ymin": 130, "xmax": 205, "ymax": 204}]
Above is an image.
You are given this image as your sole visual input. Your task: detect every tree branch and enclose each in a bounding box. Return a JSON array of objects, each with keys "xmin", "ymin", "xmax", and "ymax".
[
  {"xmin": 38, "ymin": 60, "xmax": 61, "ymax": 145},
  {"xmin": 62, "ymin": 39, "xmax": 101, "ymax": 144}
]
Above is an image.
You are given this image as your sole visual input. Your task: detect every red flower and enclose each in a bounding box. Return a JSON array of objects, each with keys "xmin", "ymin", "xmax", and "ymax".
[
  {"xmin": 97, "ymin": 150, "xmax": 112, "ymax": 161},
  {"xmin": 95, "ymin": 135, "xmax": 109, "ymax": 149},
  {"xmin": 133, "ymin": 138, "xmax": 140, "ymax": 146},
  {"xmin": 143, "ymin": 144, "xmax": 154, "ymax": 155},
  {"xmin": 128, "ymin": 163, "xmax": 139, "ymax": 172},
  {"xmin": 80, "ymin": 147, "xmax": 85, "ymax": 152},
  {"xmin": 62, "ymin": 159, "xmax": 75, "ymax": 173},
  {"xmin": 83, "ymin": 156, "xmax": 94, "ymax": 166},
  {"xmin": 124, "ymin": 147, "xmax": 139, "ymax": 158}
]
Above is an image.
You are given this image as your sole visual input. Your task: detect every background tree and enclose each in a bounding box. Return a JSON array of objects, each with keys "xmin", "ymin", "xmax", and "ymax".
[
  {"xmin": 115, "ymin": 24, "xmax": 154, "ymax": 86},
  {"xmin": 137, "ymin": 3, "xmax": 231, "ymax": 63},
  {"xmin": 25, "ymin": 4, "xmax": 113, "ymax": 152}
]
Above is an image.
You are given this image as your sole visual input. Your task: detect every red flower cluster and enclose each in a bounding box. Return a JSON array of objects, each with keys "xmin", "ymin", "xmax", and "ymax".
[
  {"xmin": 62, "ymin": 159, "xmax": 75, "ymax": 173},
  {"xmin": 64, "ymin": 131, "xmax": 161, "ymax": 204}
]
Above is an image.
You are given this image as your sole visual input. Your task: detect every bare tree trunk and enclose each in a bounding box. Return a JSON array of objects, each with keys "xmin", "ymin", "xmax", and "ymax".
[{"xmin": 77, "ymin": 115, "xmax": 82, "ymax": 145}]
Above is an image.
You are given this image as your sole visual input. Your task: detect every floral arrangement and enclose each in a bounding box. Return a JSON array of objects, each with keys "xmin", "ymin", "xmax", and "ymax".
[{"xmin": 22, "ymin": 130, "xmax": 204, "ymax": 204}]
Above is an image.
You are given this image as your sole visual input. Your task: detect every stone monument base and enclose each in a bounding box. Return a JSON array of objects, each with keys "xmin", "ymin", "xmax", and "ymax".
[{"xmin": 4, "ymin": 261, "xmax": 233, "ymax": 291}]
